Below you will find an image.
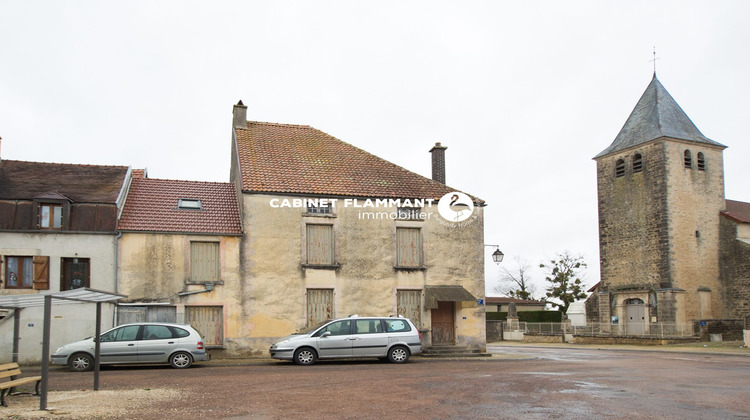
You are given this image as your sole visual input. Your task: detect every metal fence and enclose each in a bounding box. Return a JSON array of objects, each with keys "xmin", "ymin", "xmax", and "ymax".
[{"xmin": 503, "ymin": 321, "xmax": 696, "ymax": 338}]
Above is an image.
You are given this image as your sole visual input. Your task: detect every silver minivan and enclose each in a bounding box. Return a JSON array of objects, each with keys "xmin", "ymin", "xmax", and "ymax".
[
  {"xmin": 51, "ymin": 322, "xmax": 208, "ymax": 371},
  {"xmin": 269, "ymin": 315, "xmax": 422, "ymax": 365}
]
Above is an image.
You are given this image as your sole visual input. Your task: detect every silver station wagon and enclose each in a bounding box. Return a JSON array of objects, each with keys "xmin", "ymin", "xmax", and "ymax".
[
  {"xmin": 270, "ymin": 315, "xmax": 422, "ymax": 365},
  {"xmin": 51, "ymin": 322, "xmax": 208, "ymax": 371}
]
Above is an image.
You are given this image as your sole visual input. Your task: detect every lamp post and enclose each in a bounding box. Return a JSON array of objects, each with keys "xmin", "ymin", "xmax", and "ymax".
[{"xmin": 485, "ymin": 245, "xmax": 504, "ymax": 264}]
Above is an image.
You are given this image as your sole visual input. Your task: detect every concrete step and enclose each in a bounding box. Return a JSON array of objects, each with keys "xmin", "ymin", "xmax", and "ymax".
[{"xmin": 420, "ymin": 346, "xmax": 491, "ymax": 358}]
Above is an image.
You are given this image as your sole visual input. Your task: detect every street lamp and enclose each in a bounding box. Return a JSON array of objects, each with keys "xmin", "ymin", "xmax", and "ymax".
[{"xmin": 485, "ymin": 245, "xmax": 504, "ymax": 264}]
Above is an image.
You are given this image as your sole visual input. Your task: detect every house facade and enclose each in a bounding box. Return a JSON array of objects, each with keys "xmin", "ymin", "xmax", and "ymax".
[
  {"xmin": 590, "ymin": 74, "xmax": 750, "ymax": 333},
  {"xmin": 229, "ymin": 101, "xmax": 487, "ymax": 354},
  {"xmin": 115, "ymin": 177, "xmax": 243, "ymax": 353},
  {"xmin": 0, "ymin": 158, "xmax": 131, "ymax": 363}
]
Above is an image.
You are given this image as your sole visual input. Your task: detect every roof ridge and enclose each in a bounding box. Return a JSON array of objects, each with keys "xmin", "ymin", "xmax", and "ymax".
[
  {"xmin": 244, "ymin": 121, "xmax": 312, "ymax": 129},
  {"xmin": 1, "ymin": 159, "xmax": 129, "ymax": 169},
  {"xmin": 134, "ymin": 177, "xmax": 233, "ymax": 186}
]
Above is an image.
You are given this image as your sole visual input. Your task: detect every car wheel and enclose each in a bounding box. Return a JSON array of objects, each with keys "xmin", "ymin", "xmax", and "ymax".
[
  {"xmin": 293, "ymin": 347, "xmax": 317, "ymax": 366},
  {"xmin": 387, "ymin": 346, "xmax": 410, "ymax": 363},
  {"xmin": 169, "ymin": 351, "xmax": 193, "ymax": 369},
  {"xmin": 68, "ymin": 352, "xmax": 94, "ymax": 372}
]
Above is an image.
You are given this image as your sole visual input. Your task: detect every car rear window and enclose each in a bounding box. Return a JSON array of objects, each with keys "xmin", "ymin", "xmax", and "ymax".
[
  {"xmin": 171, "ymin": 327, "xmax": 190, "ymax": 338},
  {"xmin": 385, "ymin": 319, "xmax": 411, "ymax": 332}
]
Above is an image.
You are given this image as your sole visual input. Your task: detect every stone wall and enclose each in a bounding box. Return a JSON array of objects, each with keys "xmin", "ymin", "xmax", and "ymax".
[
  {"xmin": 719, "ymin": 216, "xmax": 750, "ymax": 319},
  {"xmin": 694, "ymin": 319, "xmax": 745, "ymax": 341},
  {"xmin": 572, "ymin": 335, "xmax": 696, "ymax": 345},
  {"xmin": 523, "ymin": 333, "xmax": 563, "ymax": 343}
]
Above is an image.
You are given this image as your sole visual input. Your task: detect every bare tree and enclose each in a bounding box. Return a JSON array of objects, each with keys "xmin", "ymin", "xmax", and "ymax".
[
  {"xmin": 540, "ymin": 251, "xmax": 587, "ymax": 313},
  {"xmin": 492, "ymin": 256, "xmax": 538, "ymax": 300}
]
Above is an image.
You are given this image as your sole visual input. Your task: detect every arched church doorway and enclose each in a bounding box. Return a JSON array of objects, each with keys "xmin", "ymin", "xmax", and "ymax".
[{"xmin": 625, "ymin": 298, "xmax": 646, "ymax": 335}]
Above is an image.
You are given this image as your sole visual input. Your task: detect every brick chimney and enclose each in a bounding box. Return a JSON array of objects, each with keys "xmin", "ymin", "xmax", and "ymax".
[
  {"xmin": 233, "ymin": 100, "xmax": 247, "ymax": 129},
  {"xmin": 429, "ymin": 142, "xmax": 447, "ymax": 184}
]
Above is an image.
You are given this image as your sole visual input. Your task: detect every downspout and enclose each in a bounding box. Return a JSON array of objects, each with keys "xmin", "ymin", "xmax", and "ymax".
[{"xmin": 113, "ymin": 230, "xmax": 122, "ymax": 326}]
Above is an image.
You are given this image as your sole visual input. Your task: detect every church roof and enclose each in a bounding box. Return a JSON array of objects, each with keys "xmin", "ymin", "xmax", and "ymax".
[
  {"xmin": 595, "ymin": 75, "xmax": 726, "ymax": 159},
  {"xmin": 722, "ymin": 199, "xmax": 750, "ymax": 224}
]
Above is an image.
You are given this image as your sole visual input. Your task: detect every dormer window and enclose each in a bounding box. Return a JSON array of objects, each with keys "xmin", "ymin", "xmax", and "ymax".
[
  {"xmin": 178, "ymin": 199, "xmax": 202, "ymax": 210},
  {"xmin": 697, "ymin": 152, "xmax": 706, "ymax": 171},
  {"xmin": 684, "ymin": 150, "xmax": 692, "ymax": 168},
  {"xmin": 632, "ymin": 154, "xmax": 643, "ymax": 173},
  {"xmin": 39, "ymin": 203, "xmax": 63, "ymax": 229},
  {"xmin": 615, "ymin": 159, "xmax": 626, "ymax": 177}
]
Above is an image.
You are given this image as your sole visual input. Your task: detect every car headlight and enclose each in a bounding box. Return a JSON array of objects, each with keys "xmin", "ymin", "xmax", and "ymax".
[{"xmin": 54, "ymin": 347, "xmax": 65, "ymax": 354}]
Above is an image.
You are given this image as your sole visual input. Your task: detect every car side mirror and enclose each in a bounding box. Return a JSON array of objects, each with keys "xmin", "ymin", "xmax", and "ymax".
[{"xmin": 321, "ymin": 331, "xmax": 331, "ymax": 338}]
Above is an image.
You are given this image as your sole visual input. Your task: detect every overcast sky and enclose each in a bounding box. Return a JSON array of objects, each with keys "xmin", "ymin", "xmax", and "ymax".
[{"xmin": 2, "ymin": 1, "xmax": 748, "ymax": 298}]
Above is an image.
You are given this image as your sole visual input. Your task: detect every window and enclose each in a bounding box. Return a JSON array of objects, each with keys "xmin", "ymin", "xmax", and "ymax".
[
  {"xmin": 684, "ymin": 150, "xmax": 692, "ymax": 168},
  {"xmin": 178, "ymin": 199, "xmax": 202, "ymax": 210},
  {"xmin": 355, "ymin": 319, "xmax": 384, "ymax": 334},
  {"xmin": 397, "ymin": 207, "xmax": 422, "ymax": 220},
  {"xmin": 306, "ymin": 202, "xmax": 332, "ymax": 215},
  {"xmin": 39, "ymin": 203, "xmax": 62, "ymax": 229},
  {"xmin": 61, "ymin": 257, "xmax": 90, "ymax": 290},
  {"xmin": 100, "ymin": 325, "xmax": 140, "ymax": 342},
  {"xmin": 306, "ymin": 224, "xmax": 334, "ymax": 265},
  {"xmin": 143, "ymin": 325, "xmax": 175, "ymax": 340},
  {"xmin": 190, "ymin": 242, "xmax": 220, "ymax": 282},
  {"xmin": 5, "ymin": 256, "xmax": 33, "ymax": 289},
  {"xmin": 697, "ymin": 152, "xmax": 706, "ymax": 171},
  {"xmin": 385, "ymin": 319, "xmax": 412, "ymax": 333},
  {"xmin": 632, "ymin": 154, "xmax": 643, "ymax": 173},
  {"xmin": 615, "ymin": 159, "xmax": 626, "ymax": 177},
  {"xmin": 396, "ymin": 227, "xmax": 423, "ymax": 268},
  {"xmin": 313, "ymin": 320, "xmax": 352, "ymax": 337}
]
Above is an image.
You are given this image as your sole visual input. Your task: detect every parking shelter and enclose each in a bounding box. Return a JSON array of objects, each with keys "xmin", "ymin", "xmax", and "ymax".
[{"xmin": 0, "ymin": 288, "xmax": 126, "ymax": 410}]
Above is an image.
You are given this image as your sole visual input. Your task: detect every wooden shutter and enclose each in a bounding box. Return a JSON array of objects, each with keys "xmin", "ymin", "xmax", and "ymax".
[
  {"xmin": 190, "ymin": 242, "xmax": 220, "ymax": 282},
  {"xmin": 307, "ymin": 289, "xmax": 334, "ymax": 326},
  {"xmin": 306, "ymin": 224, "xmax": 333, "ymax": 265},
  {"xmin": 397, "ymin": 290, "xmax": 422, "ymax": 329},
  {"xmin": 32, "ymin": 256, "xmax": 50, "ymax": 290},
  {"xmin": 397, "ymin": 228, "xmax": 422, "ymax": 267},
  {"xmin": 185, "ymin": 306, "xmax": 223, "ymax": 347}
]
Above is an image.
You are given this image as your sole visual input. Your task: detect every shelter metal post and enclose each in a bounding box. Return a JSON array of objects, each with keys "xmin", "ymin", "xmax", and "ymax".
[
  {"xmin": 40, "ymin": 295, "xmax": 52, "ymax": 410},
  {"xmin": 94, "ymin": 302, "xmax": 102, "ymax": 390},
  {"xmin": 12, "ymin": 308, "xmax": 20, "ymax": 364}
]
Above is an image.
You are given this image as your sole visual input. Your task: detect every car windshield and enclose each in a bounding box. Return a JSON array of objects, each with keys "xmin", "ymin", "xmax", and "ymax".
[{"xmin": 295, "ymin": 320, "xmax": 331, "ymax": 335}]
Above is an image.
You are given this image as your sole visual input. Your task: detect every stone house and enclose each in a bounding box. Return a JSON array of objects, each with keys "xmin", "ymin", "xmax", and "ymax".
[
  {"xmin": 229, "ymin": 101, "xmax": 487, "ymax": 354},
  {"xmin": 0, "ymin": 157, "xmax": 132, "ymax": 363},
  {"xmin": 485, "ymin": 297, "xmax": 546, "ymax": 312},
  {"xmin": 590, "ymin": 74, "xmax": 750, "ymax": 333},
  {"xmin": 115, "ymin": 176, "xmax": 243, "ymax": 353}
]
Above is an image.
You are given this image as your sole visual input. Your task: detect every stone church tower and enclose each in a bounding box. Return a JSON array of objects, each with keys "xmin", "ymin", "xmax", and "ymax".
[{"xmin": 593, "ymin": 75, "xmax": 727, "ymax": 333}]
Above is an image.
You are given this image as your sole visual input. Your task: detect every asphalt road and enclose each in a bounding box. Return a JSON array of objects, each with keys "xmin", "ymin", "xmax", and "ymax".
[{"xmin": 26, "ymin": 346, "xmax": 750, "ymax": 419}]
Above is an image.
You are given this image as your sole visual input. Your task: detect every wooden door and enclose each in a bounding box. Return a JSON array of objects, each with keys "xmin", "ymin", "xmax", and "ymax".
[
  {"xmin": 185, "ymin": 306, "xmax": 224, "ymax": 347},
  {"xmin": 431, "ymin": 301, "xmax": 455, "ymax": 344}
]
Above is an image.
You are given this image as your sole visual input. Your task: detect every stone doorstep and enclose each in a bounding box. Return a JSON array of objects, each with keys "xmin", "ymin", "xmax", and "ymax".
[{"xmin": 420, "ymin": 345, "xmax": 492, "ymax": 358}]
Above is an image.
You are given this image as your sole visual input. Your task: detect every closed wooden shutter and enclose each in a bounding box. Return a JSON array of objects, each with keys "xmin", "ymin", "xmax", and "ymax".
[
  {"xmin": 306, "ymin": 224, "xmax": 333, "ymax": 265},
  {"xmin": 32, "ymin": 256, "xmax": 50, "ymax": 290},
  {"xmin": 185, "ymin": 306, "xmax": 223, "ymax": 347},
  {"xmin": 397, "ymin": 290, "xmax": 422, "ymax": 329},
  {"xmin": 190, "ymin": 242, "xmax": 220, "ymax": 282},
  {"xmin": 397, "ymin": 228, "xmax": 422, "ymax": 267},
  {"xmin": 307, "ymin": 289, "xmax": 334, "ymax": 326}
]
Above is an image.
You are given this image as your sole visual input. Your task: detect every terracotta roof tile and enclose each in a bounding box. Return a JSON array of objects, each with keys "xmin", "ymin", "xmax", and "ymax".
[
  {"xmin": 118, "ymin": 178, "xmax": 243, "ymax": 235},
  {"xmin": 722, "ymin": 199, "xmax": 750, "ymax": 224},
  {"xmin": 235, "ymin": 121, "xmax": 482, "ymax": 202}
]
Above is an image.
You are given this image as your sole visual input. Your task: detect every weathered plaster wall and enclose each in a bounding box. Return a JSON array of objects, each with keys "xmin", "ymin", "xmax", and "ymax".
[
  {"xmin": 238, "ymin": 193, "xmax": 486, "ymax": 353},
  {"xmin": 0, "ymin": 232, "xmax": 117, "ymax": 363}
]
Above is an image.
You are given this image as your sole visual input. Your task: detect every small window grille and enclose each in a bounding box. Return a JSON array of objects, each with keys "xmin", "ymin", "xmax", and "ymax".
[
  {"xmin": 397, "ymin": 207, "xmax": 422, "ymax": 220},
  {"xmin": 306, "ymin": 202, "xmax": 332, "ymax": 214},
  {"xmin": 684, "ymin": 150, "xmax": 692, "ymax": 168},
  {"xmin": 615, "ymin": 159, "xmax": 626, "ymax": 177},
  {"xmin": 632, "ymin": 154, "xmax": 643, "ymax": 173},
  {"xmin": 697, "ymin": 152, "xmax": 706, "ymax": 171}
]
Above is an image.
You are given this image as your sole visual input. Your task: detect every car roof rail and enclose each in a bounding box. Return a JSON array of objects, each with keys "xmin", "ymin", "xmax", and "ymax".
[{"xmin": 347, "ymin": 314, "xmax": 359, "ymax": 318}]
